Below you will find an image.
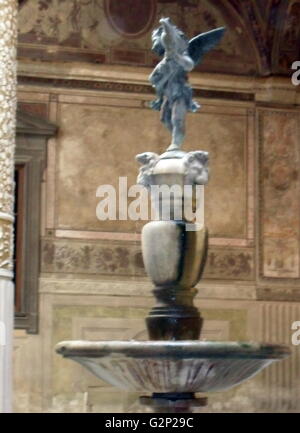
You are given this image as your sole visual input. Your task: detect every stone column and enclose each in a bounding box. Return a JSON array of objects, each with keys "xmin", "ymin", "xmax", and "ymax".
[{"xmin": 0, "ymin": 0, "xmax": 17, "ymax": 413}]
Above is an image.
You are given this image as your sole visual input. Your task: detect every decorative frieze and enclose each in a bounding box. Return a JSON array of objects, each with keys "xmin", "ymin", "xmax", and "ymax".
[
  {"xmin": 203, "ymin": 247, "xmax": 254, "ymax": 281},
  {"xmin": 41, "ymin": 238, "xmax": 254, "ymax": 281}
]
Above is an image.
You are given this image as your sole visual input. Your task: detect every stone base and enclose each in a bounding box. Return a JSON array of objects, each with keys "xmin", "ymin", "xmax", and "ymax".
[
  {"xmin": 146, "ymin": 296, "xmax": 203, "ymax": 340},
  {"xmin": 140, "ymin": 393, "xmax": 208, "ymax": 413}
]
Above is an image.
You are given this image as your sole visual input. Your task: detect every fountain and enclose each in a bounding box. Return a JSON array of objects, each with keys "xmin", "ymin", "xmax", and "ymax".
[{"xmin": 56, "ymin": 18, "xmax": 290, "ymax": 413}]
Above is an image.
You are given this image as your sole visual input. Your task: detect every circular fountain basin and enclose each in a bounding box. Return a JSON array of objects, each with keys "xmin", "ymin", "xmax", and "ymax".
[{"xmin": 56, "ymin": 341, "xmax": 290, "ymax": 393}]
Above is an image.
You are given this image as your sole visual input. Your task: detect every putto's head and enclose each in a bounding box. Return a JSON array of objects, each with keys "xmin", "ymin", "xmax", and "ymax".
[
  {"xmin": 151, "ymin": 26, "xmax": 165, "ymax": 56},
  {"xmin": 151, "ymin": 18, "xmax": 189, "ymax": 56}
]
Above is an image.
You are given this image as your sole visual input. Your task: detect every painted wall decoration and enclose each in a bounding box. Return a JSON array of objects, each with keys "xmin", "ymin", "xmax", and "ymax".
[
  {"xmin": 17, "ymin": 0, "xmax": 300, "ymax": 75},
  {"xmin": 277, "ymin": 0, "xmax": 300, "ymax": 73},
  {"xmin": 18, "ymin": 0, "xmax": 257, "ymax": 75},
  {"xmin": 260, "ymin": 111, "xmax": 300, "ymax": 279},
  {"xmin": 104, "ymin": 0, "xmax": 157, "ymax": 39},
  {"xmin": 41, "ymin": 238, "xmax": 254, "ymax": 281}
]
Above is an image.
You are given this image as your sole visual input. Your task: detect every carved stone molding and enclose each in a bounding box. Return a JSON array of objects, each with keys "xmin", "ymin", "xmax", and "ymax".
[
  {"xmin": 136, "ymin": 152, "xmax": 159, "ymax": 188},
  {"xmin": 183, "ymin": 151, "xmax": 209, "ymax": 186},
  {"xmin": 136, "ymin": 151, "xmax": 209, "ymax": 189},
  {"xmin": 0, "ymin": 0, "xmax": 17, "ymax": 275},
  {"xmin": 0, "ymin": 216, "xmax": 14, "ymax": 272},
  {"xmin": 18, "ymin": 75, "xmax": 255, "ymax": 103}
]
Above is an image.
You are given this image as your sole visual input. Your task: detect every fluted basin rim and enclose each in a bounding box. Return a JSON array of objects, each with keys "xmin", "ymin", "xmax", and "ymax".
[{"xmin": 56, "ymin": 340, "xmax": 290, "ymax": 360}]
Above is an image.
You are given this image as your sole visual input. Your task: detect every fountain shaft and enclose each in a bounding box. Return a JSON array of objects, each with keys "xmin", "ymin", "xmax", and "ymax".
[{"xmin": 138, "ymin": 155, "xmax": 209, "ymax": 341}]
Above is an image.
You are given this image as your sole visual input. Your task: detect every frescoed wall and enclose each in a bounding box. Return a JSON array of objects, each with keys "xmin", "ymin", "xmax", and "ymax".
[{"xmin": 13, "ymin": 0, "xmax": 300, "ymax": 413}]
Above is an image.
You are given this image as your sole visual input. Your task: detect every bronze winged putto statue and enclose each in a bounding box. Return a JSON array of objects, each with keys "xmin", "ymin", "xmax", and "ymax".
[{"xmin": 150, "ymin": 18, "xmax": 225, "ymax": 152}]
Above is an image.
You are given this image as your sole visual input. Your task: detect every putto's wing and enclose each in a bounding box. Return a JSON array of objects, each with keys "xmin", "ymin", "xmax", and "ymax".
[{"xmin": 188, "ymin": 27, "xmax": 226, "ymax": 66}]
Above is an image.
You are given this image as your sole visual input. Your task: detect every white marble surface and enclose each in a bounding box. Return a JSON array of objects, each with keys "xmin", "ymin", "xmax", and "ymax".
[
  {"xmin": 56, "ymin": 340, "xmax": 290, "ymax": 394},
  {"xmin": 0, "ymin": 278, "xmax": 13, "ymax": 413}
]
